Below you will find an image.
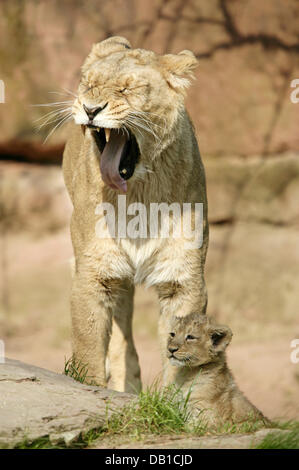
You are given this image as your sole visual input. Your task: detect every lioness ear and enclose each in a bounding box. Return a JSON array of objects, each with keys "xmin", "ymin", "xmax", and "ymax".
[
  {"xmin": 160, "ymin": 50, "xmax": 198, "ymax": 93},
  {"xmin": 82, "ymin": 36, "xmax": 131, "ymax": 72},
  {"xmin": 210, "ymin": 325, "xmax": 232, "ymax": 352}
]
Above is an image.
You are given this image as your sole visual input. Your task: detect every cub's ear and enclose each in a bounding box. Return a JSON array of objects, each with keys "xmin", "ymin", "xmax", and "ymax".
[
  {"xmin": 210, "ymin": 325, "xmax": 232, "ymax": 352},
  {"xmin": 159, "ymin": 50, "xmax": 198, "ymax": 93},
  {"xmin": 82, "ymin": 36, "xmax": 131, "ymax": 73}
]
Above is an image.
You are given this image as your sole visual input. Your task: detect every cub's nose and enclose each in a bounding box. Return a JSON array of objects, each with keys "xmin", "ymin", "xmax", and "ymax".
[
  {"xmin": 83, "ymin": 103, "xmax": 108, "ymax": 121},
  {"xmin": 168, "ymin": 346, "xmax": 179, "ymax": 354}
]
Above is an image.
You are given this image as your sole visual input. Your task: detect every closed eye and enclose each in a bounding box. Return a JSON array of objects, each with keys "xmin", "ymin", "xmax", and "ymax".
[{"xmin": 186, "ymin": 335, "xmax": 197, "ymax": 341}]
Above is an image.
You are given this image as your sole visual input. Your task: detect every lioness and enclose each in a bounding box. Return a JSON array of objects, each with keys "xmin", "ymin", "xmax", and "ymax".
[
  {"xmin": 167, "ymin": 313, "xmax": 269, "ymax": 427},
  {"xmin": 63, "ymin": 37, "xmax": 208, "ymax": 392}
]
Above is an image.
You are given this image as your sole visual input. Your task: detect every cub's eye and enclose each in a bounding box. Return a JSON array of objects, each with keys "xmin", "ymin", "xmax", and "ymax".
[
  {"xmin": 119, "ymin": 88, "xmax": 127, "ymax": 93},
  {"xmin": 169, "ymin": 332, "xmax": 175, "ymax": 337},
  {"xmin": 186, "ymin": 335, "xmax": 196, "ymax": 341}
]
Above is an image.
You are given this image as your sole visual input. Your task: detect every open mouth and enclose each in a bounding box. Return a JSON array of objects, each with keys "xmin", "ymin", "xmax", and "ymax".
[{"xmin": 86, "ymin": 125, "xmax": 140, "ymax": 192}]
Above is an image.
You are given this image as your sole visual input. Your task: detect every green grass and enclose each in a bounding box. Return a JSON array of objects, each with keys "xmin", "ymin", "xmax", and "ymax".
[
  {"xmin": 63, "ymin": 355, "xmax": 91, "ymax": 384},
  {"xmin": 103, "ymin": 382, "xmax": 206, "ymax": 438},
  {"xmin": 14, "ymin": 428, "xmax": 104, "ymax": 449},
  {"xmin": 215, "ymin": 418, "xmax": 267, "ymax": 435},
  {"xmin": 15, "ymin": 436, "xmax": 66, "ymax": 449},
  {"xmin": 255, "ymin": 421, "xmax": 299, "ymax": 449},
  {"xmin": 95, "ymin": 382, "xmax": 270, "ymax": 441}
]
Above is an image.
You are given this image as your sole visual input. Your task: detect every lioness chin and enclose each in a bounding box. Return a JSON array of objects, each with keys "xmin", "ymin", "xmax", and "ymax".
[
  {"xmin": 63, "ymin": 36, "xmax": 208, "ymax": 392},
  {"xmin": 167, "ymin": 313, "xmax": 270, "ymax": 428}
]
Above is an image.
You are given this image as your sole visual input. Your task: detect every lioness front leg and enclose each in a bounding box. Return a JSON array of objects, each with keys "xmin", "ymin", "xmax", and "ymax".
[
  {"xmin": 108, "ymin": 282, "xmax": 141, "ymax": 393},
  {"xmin": 71, "ymin": 268, "xmax": 131, "ymax": 387}
]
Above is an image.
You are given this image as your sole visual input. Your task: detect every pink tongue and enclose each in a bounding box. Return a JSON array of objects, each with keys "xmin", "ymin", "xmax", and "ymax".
[{"xmin": 100, "ymin": 129, "xmax": 128, "ymax": 193}]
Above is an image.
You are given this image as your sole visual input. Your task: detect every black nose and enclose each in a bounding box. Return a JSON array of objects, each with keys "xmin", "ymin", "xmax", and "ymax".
[
  {"xmin": 168, "ymin": 346, "xmax": 179, "ymax": 354},
  {"xmin": 83, "ymin": 103, "xmax": 108, "ymax": 120}
]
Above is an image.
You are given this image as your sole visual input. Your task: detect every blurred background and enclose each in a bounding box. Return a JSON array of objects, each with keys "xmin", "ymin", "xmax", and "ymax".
[{"xmin": 0, "ymin": 0, "xmax": 298, "ymax": 421}]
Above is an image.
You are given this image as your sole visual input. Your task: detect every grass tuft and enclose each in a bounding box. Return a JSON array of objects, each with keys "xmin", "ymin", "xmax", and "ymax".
[
  {"xmin": 104, "ymin": 382, "xmax": 206, "ymax": 438},
  {"xmin": 14, "ymin": 428, "xmax": 104, "ymax": 449},
  {"xmin": 63, "ymin": 355, "xmax": 90, "ymax": 384},
  {"xmin": 101, "ymin": 382, "xmax": 270, "ymax": 440},
  {"xmin": 255, "ymin": 421, "xmax": 299, "ymax": 449},
  {"xmin": 15, "ymin": 437, "xmax": 66, "ymax": 449},
  {"xmin": 215, "ymin": 418, "xmax": 267, "ymax": 435}
]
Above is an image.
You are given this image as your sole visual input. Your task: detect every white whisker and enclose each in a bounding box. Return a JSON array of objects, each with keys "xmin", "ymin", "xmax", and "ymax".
[
  {"xmin": 34, "ymin": 106, "xmax": 72, "ymax": 124},
  {"xmin": 31, "ymin": 100, "xmax": 73, "ymax": 108},
  {"xmin": 43, "ymin": 113, "xmax": 72, "ymax": 143},
  {"xmin": 61, "ymin": 87, "xmax": 78, "ymax": 98},
  {"xmin": 48, "ymin": 88, "xmax": 78, "ymax": 98},
  {"xmin": 36, "ymin": 110, "xmax": 72, "ymax": 131},
  {"xmin": 125, "ymin": 111, "xmax": 164, "ymax": 144}
]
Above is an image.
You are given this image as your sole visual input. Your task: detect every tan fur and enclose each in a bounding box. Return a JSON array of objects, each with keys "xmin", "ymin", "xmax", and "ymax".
[
  {"xmin": 166, "ymin": 313, "xmax": 269, "ymax": 428},
  {"xmin": 63, "ymin": 37, "xmax": 208, "ymax": 392}
]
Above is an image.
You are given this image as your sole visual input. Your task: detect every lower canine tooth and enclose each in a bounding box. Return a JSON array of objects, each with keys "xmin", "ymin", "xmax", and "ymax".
[{"xmin": 105, "ymin": 128, "xmax": 111, "ymax": 142}]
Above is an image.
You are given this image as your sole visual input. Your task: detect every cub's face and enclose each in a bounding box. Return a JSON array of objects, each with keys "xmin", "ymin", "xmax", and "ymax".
[
  {"xmin": 167, "ymin": 314, "xmax": 232, "ymax": 368},
  {"xmin": 71, "ymin": 36, "xmax": 198, "ymax": 192}
]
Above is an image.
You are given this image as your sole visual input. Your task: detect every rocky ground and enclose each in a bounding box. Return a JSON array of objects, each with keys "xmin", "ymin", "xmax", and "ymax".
[{"xmin": 0, "ymin": 358, "xmax": 291, "ymax": 449}]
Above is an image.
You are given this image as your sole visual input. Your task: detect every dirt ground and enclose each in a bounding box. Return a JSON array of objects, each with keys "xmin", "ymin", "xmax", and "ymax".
[{"xmin": 1, "ymin": 229, "xmax": 298, "ymax": 422}]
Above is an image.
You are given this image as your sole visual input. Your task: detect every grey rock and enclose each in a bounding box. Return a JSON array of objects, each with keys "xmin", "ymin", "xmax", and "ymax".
[
  {"xmin": 0, "ymin": 358, "xmax": 134, "ymax": 448},
  {"xmin": 91, "ymin": 429, "xmax": 290, "ymax": 449}
]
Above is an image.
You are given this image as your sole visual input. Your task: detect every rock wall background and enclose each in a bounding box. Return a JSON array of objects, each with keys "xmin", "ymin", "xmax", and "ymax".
[
  {"xmin": 0, "ymin": 0, "xmax": 299, "ymax": 154},
  {"xmin": 0, "ymin": 0, "xmax": 299, "ymax": 157},
  {"xmin": 0, "ymin": 0, "xmax": 298, "ymax": 420}
]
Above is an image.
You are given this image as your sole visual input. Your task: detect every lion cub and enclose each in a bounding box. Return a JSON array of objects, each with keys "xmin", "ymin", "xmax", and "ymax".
[{"xmin": 167, "ymin": 313, "xmax": 269, "ymax": 428}]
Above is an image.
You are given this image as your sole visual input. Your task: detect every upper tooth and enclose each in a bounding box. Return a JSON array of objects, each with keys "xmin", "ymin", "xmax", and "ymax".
[{"xmin": 105, "ymin": 128, "xmax": 111, "ymax": 142}]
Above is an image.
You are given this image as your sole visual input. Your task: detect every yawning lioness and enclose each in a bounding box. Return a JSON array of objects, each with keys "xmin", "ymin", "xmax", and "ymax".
[{"xmin": 63, "ymin": 37, "xmax": 209, "ymax": 392}]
